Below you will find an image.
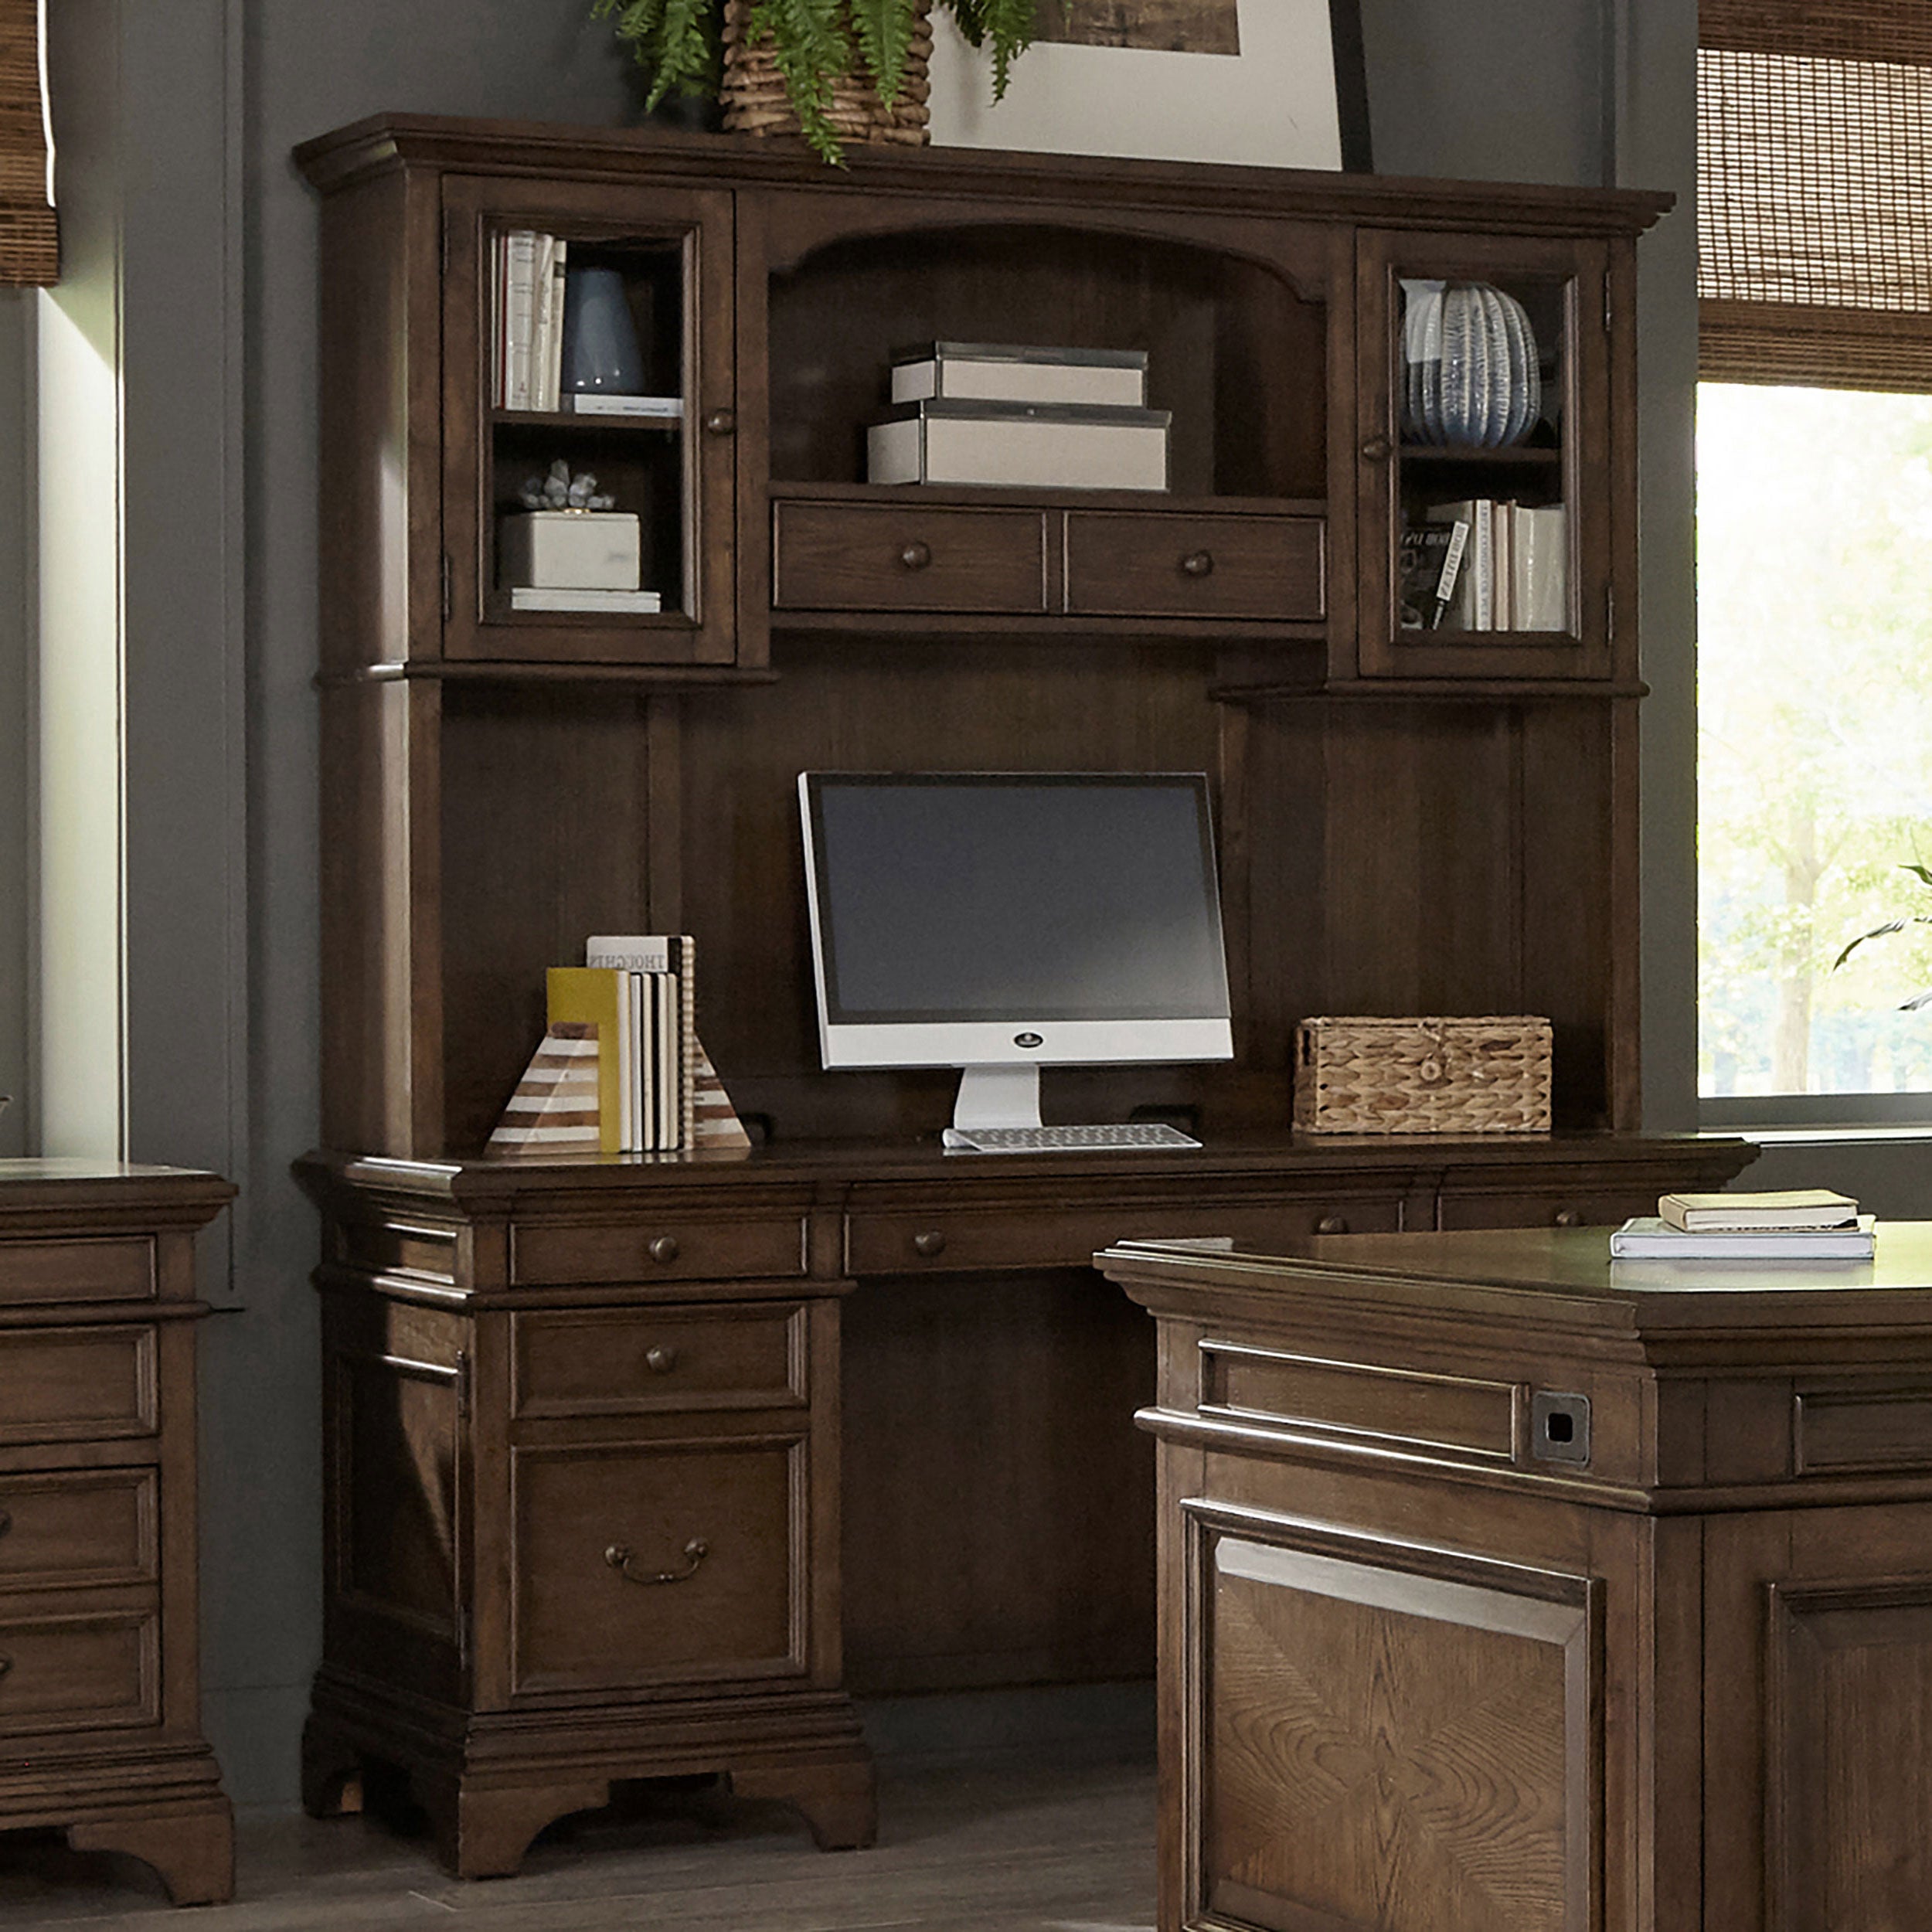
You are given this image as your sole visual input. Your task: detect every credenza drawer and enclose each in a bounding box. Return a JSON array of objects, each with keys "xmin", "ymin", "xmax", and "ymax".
[
  {"xmin": 1436, "ymin": 1189, "xmax": 1658, "ymax": 1232},
  {"xmin": 0, "ymin": 1471, "xmax": 158, "ymax": 1592},
  {"xmin": 0, "ymin": 1326, "xmax": 158, "ymax": 1447},
  {"xmin": 773, "ymin": 500, "xmax": 1049, "ymax": 613},
  {"xmin": 509, "ymin": 1438, "xmax": 801, "ymax": 1696},
  {"xmin": 1064, "ymin": 511, "xmax": 1325, "ymax": 620},
  {"xmin": 511, "ymin": 1304, "xmax": 806, "ymax": 1420},
  {"xmin": 0, "ymin": 1237, "xmax": 155, "ymax": 1308},
  {"xmin": 0, "ymin": 1607, "xmax": 159, "ymax": 1733},
  {"xmin": 845, "ymin": 1196, "xmax": 1406, "ymax": 1274},
  {"xmin": 511, "ymin": 1216, "xmax": 808, "ymax": 1286}
]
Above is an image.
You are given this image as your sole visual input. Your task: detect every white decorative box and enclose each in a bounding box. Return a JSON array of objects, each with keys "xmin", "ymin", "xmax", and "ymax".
[{"xmin": 498, "ymin": 511, "xmax": 641, "ymax": 591}]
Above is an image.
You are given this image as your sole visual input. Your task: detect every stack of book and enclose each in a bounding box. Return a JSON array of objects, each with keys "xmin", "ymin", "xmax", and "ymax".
[
  {"xmin": 1416, "ymin": 498, "xmax": 1566, "ymax": 631},
  {"xmin": 1610, "ymin": 1189, "xmax": 1873, "ymax": 1260},
  {"xmin": 487, "ymin": 934, "xmax": 750, "ymax": 1156},
  {"xmin": 866, "ymin": 342, "xmax": 1170, "ymax": 492}
]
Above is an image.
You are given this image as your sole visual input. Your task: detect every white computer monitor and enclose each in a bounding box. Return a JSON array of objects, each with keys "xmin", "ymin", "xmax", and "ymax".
[{"xmin": 798, "ymin": 771, "xmax": 1234, "ymax": 1131}]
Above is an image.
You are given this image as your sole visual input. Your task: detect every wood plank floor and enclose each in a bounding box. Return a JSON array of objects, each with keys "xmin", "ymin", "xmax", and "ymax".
[{"xmin": 0, "ymin": 1753, "xmax": 1156, "ymax": 1930}]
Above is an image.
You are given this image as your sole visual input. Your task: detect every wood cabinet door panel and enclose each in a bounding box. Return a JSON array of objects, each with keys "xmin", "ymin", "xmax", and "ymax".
[
  {"xmin": 0, "ymin": 1328, "xmax": 157, "ymax": 1446},
  {"xmin": 0, "ymin": 1471, "xmax": 158, "ymax": 1593},
  {"xmin": 510, "ymin": 1304, "xmax": 805, "ymax": 1420},
  {"xmin": 0, "ymin": 1239, "xmax": 154, "ymax": 1308},
  {"xmin": 772, "ymin": 500, "xmax": 1047, "ymax": 612},
  {"xmin": 509, "ymin": 1437, "xmax": 802, "ymax": 1696},
  {"xmin": 1187, "ymin": 1508, "xmax": 1596, "ymax": 1932},
  {"xmin": 0, "ymin": 1607, "xmax": 159, "ymax": 1734},
  {"xmin": 1064, "ymin": 511, "xmax": 1324, "ymax": 621}
]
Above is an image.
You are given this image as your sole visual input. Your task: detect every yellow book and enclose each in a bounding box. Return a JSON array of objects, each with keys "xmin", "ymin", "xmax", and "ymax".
[{"xmin": 545, "ymin": 967, "xmax": 624, "ymax": 1155}]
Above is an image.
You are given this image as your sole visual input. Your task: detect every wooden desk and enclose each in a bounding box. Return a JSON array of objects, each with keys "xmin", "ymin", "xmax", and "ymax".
[
  {"xmin": 295, "ymin": 1133, "xmax": 1750, "ymax": 1878},
  {"xmin": 0, "ymin": 1160, "xmax": 235, "ymax": 1906},
  {"xmin": 1099, "ymin": 1223, "xmax": 1932, "ymax": 1932}
]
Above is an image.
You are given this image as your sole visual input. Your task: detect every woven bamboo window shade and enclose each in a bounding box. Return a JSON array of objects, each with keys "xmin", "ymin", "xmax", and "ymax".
[
  {"xmin": 0, "ymin": 0, "xmax": 53, "ymax": 285},
  {"xmin": 1699, "ymin": 2, "xmax": 1932, "ymax": 391}
]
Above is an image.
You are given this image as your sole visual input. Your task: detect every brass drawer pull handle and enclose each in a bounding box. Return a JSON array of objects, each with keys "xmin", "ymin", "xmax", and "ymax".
[
  {"xmin": 702, "ymin": 407, "xmax": 736, "ymax": 437},
  {"xmin": 1315, "ymin": 1215, "xmax": 1349, "ymax": 1235},
  {"xmin": 1553, "ymin": 1208, "xmax": 1581, "ymax": 1227},
  {"xmin": 604, "ymin": 1538, "xmax": 709, "ymax": 1587},
  {"xmin": 645, "ymin": 1344, "xmax": 680, "ymax": 1375},
  {"xmin": 899, "ymin": 541, "xmax": 933, "ymax": 571},
  {"xmin": 913, "ymin": 1230, "xmax": 947, "ymax": 1258},
  {"xmin": 648, "ymin": 1234, "xmax": 682, "ymax": 1264},
  {"xmin": 1181, "ymin": 549, "xmax": 1214, "ymax": 578}
]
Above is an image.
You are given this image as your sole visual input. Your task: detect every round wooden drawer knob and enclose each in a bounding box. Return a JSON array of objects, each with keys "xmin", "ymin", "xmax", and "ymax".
[
  {"xmin": 702, "ymin": 408, "xmax": 736, "ymax": 437},
  {"xmin": 913, "ymin": 1230, "xmax": 947, "ymax": 1258},
  {"xmin": 1181, "ymin": 549, "xmax": 1215, "ymax": 578},
  {"xmin": 899, "ymin": 540, "xmax": 933, "ymax": 571},
  {"xmin": 1316, "ymin": 1215, "xmax": 1349, "ymax": 1235},
  {"xmin": 645, "ymin": 1345, "xmax": 680, "ymax": 1375},
  {"xmin": 1360, "ymin": 433, "xmax": 1393, "ymax": 461},
  {"xmin": 648, "ymin": 1234, "xmax": 682, "ymax": 1264},
  {"xmin": 1553, "ymin": 1209, "xmax": 1581, "ymax": 1227}
]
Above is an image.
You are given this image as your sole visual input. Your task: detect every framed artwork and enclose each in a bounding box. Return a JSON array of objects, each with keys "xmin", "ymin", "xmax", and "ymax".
[{"xmin": 929, "ymin": 0, "xmax": 1372, "ymax": 172}]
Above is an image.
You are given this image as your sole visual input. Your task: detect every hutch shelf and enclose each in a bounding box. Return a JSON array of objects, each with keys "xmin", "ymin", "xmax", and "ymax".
[{"xmin": 294, "ymin": 115, "xmax": 1752, "ymax": 1879}]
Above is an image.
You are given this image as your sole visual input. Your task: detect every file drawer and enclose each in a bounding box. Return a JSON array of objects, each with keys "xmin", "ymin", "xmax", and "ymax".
[
  {"xmin": 0, "ymin": 1608, "xmax": 159, "ymax": 1733},
  {"xmin": 0, "ymin": 1471, "xmax": 157, "ymax": 1592},
  {"xmin": 0, "ymin": 1325, "xmax": 158, "ymax": 1447},
  {"xmin": 0, "ymin": 1238, "xmax": 155, "ymax": 1308}
]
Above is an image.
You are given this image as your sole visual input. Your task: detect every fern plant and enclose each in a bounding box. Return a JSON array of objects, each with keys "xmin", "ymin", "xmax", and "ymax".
[{"xmin": 594, "ymin": 0, "xmax": 1046, "ymax": 162}]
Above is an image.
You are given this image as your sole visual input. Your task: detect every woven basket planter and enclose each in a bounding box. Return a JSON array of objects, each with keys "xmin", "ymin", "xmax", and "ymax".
[
  {"xmin": 1292, "ymin": 1015, "xmax": 1554, "ymax": 1134},
  {"xmin": 721, "ymin": 0, "xmax": 933, "ymax": 148}
]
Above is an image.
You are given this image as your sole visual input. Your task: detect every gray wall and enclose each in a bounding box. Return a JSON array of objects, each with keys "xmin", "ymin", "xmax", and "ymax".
[{"xmin": 12, "ymin": 1, "xmax": 1693, "ymax": 1808}]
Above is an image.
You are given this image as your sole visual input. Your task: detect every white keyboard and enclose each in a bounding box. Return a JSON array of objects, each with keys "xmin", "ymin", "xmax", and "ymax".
[{"xmin": 942, "ymin": 1122, "xmax": 1201, "ymax": 1154}]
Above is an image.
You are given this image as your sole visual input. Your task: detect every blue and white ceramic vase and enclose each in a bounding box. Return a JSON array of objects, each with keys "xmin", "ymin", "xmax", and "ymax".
[{"xmin": 1400, "ymin": 280, "xmax": 1541, "ymax": 449}]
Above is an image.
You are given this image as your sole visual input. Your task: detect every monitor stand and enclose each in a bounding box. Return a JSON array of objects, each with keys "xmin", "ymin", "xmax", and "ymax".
[{"xmin": 951, "ymin": 1064, "xmax": 1043, "ymax": 1134}]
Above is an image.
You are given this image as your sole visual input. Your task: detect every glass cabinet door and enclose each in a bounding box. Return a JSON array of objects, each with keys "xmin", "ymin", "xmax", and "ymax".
[
  {"xmin": 440, "ymin": 177, "xmax": 736, "ymax": 668},
  {"xmin": 1354, "ymin": 231, "xmax": 1616, "ymax": 684}
]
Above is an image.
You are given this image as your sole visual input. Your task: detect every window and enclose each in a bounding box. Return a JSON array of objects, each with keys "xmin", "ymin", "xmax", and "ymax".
[{"xmin": 1696, "ymin": 2, "xmax": 1932, "ymax": 1121}]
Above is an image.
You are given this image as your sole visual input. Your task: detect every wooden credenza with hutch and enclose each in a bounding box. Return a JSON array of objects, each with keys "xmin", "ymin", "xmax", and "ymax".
[{"xmin": 292, "ymin": 115, "xmax": 1754, "ymax": 1878}]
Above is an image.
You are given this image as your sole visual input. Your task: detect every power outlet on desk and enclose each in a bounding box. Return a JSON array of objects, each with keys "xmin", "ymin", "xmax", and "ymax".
[{"xmin": 1531, "ymin": 1389, "xmax": 1591, "ymax": 1466}]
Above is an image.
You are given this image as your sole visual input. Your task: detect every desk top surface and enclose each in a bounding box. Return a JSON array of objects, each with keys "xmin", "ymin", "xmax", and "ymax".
[{"xmin": 1100, "ymin": 1223, "xmax": 1932, "ymax": 1335}]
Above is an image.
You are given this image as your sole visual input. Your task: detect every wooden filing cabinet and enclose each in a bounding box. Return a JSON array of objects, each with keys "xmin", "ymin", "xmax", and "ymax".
[{"xmin": 0, "ymin": 1160, "xmax": 235, "ymax": 1906}]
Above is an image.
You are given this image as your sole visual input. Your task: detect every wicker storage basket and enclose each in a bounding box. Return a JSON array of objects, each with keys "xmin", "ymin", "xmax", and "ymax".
[
  {"xmin": 1293, "ymin": 1015, "xmax": 1553, "ymax": 1134},
  {"xmin": 721, "ymin": 0, "xmax": 933, "ymax": 148}
]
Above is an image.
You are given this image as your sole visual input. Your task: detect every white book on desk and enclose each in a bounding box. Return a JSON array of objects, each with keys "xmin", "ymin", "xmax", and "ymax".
[{"xmin": 1610, "ymin": 1216, "xmax": 1876, "ymax": 1259}]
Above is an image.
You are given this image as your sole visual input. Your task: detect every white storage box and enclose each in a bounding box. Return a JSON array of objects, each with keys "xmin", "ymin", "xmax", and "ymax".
[{"xmin": 498, "ymin": 510, "xmax": 641, "ymax": 591}]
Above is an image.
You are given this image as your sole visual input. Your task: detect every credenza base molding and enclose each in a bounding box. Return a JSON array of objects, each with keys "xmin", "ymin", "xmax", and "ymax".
[{"xmin": 301, "ymin": 1668, "xmax": 875, "ymax": 1879}]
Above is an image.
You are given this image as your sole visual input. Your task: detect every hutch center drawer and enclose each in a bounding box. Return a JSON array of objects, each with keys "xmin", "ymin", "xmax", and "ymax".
[
  {"xmin": 509, "ymin": 1437, "xmax": 801, "ymax": 1696},
  {"xmin": 0, "ymin": 1607, "xmax": 160, "ymax": 1733},
  {"xmin": 510, "ymin": 1214, "xmax": 808, "ymax": 1285},
  {"xmin": 510, "ymin": 1304, "xmax": 807, "ymax": 1420},
  {"xmin": 1063, "ymin": 510, "xmax": 1325, "ymax": 620},
  {"xmin": 0, "ymin": 1471, "xmax": 158, "ymax": 1592},
  {"xmin": 0, "ymin": 1325, "xmax": 158, "ymax": 1446},
  {"xmin": 772, "ymin": 499, "xmax": 1049, "ymax": 613},
  {"xmin": 845, "ymin": 1196, "xmax": 1405, "ymax": 1275},
  {"xmin": 0, "ymin": 1238, "xmax": 155, "ymax": 1308}
]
